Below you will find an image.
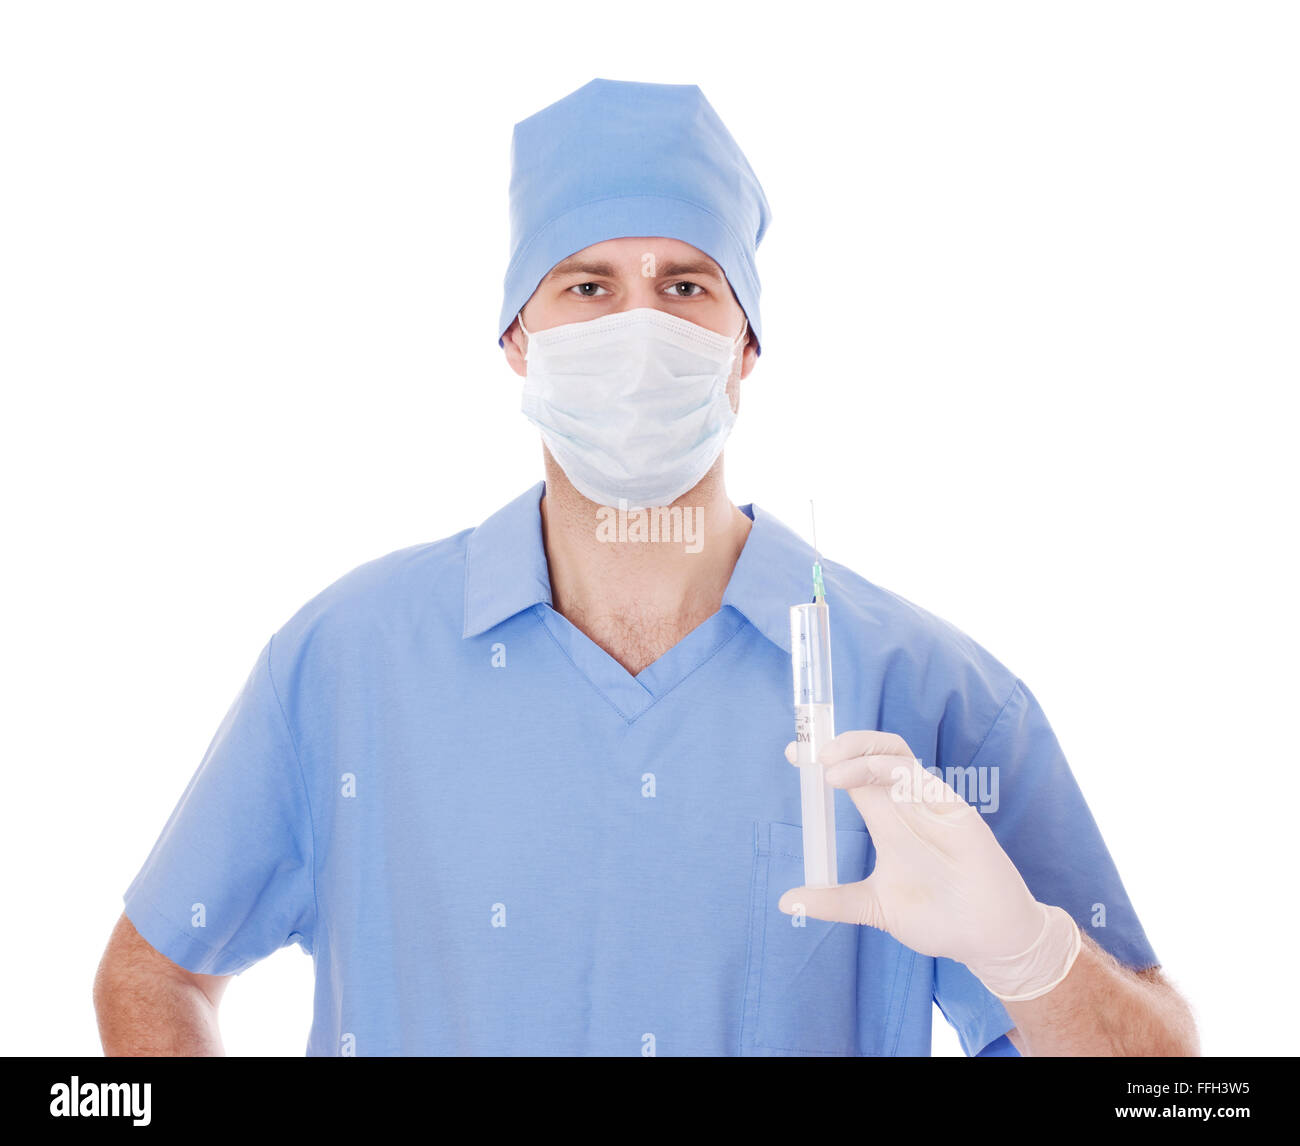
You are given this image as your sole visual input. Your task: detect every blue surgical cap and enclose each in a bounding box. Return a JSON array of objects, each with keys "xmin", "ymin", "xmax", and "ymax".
[{"xmin": 498, "ymin": 77, "xmax": 772, "ymax": 355}]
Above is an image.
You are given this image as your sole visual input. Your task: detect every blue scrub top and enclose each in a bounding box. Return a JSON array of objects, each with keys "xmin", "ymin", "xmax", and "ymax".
[{"xmin": 123, "ymin": 481, "xmax": 1158, "ymax": 1056}]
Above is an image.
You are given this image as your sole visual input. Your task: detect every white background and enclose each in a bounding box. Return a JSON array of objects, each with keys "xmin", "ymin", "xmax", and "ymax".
[{"xmin": 2, "ymin": 1, "xmax": 1295, "ymax": 1057}]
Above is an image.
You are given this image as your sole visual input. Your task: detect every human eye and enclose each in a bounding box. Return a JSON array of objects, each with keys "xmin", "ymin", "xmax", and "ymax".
[
  {"xmin": 665, "ymin": 281, "xmax": 706, "ymax": 298},
  {"xmin": 567, "ymin": 282, "xmax": 610, "ymax": 298}
]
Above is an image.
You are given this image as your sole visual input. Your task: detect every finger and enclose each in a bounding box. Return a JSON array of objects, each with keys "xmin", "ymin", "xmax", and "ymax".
[
  {"xmin": 895, "ymin": 761, "xmax": 977, "ymax": 815},
  {"xmin": 825, "ymin": 751, "xmax": 971, "ymax": 812},
  {"xmin": 818, "ymin": 729, "xmax": 912, "ymax": 768},
  {"xmin": 778, "ymin": 878, "xmax": 887, "ymax": 930},
  {"xmin": 784, "ymin": 740, "xmax": 797, "ymax": 765},
  {"xmin": 823, "ymin": 753, "xmax": 919, "ymax": 789},
  {"xmin": 824, "ymin": 765, "xmax": 976, "ymax": 858},
  {"xmin": 911, "ymin": 768, "xmax": 977, "ymax": 818}
]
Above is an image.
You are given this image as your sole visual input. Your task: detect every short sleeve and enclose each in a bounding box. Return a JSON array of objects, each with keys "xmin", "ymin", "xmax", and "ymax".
[
  {"xmin": 931, "ymin": 676, "xmax": 1159, "ymax": 1055},
  {"xmin": 122, "ymin": 636, "xmax": 316, "ymax": 975},
  {"xmin": 933, "ymin": 956, "xmax": 1015, "ymax": 1056}
]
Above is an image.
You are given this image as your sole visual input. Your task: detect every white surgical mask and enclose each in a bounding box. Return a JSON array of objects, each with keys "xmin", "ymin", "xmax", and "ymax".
[{"xmin": 518, "ymin": 307, "xmax": 747, "ymax": 508}]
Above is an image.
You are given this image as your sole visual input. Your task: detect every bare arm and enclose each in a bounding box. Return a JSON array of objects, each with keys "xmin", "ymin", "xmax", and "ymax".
[
  {"xmin": 1003, "ymin": 933, "xmax": 1199, "ymax": 1056},
  {"xmin": 94, "ymin": 913, "xmax": 233, "ymax": 1056}
]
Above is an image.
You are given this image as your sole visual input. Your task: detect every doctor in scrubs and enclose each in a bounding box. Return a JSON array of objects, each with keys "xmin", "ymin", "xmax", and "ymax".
[{"xmin": 95, "ymin": 78, "xmax": 1197, "ymax": 1057}]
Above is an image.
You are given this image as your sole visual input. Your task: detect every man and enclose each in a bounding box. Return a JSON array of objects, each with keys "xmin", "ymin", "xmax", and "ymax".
[{"xmin": 95, "ymin": 78, "xmax": 1197, "ymax": 1056}]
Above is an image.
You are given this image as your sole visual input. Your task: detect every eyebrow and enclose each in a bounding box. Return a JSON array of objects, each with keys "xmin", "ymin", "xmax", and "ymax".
[{"xmin": 543, "ymin": 257, "xmax": 724, "ymax": 282}]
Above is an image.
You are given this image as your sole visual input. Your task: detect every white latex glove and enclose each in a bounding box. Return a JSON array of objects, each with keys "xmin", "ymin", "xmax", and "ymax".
[{"xmin": 780, "ymin": 729, "xmax": 1082, "ymax": 1003}]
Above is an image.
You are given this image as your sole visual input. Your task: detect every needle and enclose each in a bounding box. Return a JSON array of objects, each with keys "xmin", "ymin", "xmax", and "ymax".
[{"xmin": 810, "ymin": 499, "xmax": 826, "ymax": 604}]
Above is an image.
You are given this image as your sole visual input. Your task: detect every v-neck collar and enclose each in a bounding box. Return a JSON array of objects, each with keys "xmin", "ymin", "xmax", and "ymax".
[
  {"xmin": 461, "ymin": 481, "xmax": 818, "ymax": 720},
  {"xmin": 532, "ymin": 598, "xmax": 746, "ymax": 721}
]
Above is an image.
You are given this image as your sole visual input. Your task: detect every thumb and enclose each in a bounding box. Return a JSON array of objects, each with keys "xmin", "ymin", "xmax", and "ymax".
[{"xmin": 778, "ymin": 876, "xmax": 886, "ymax": 929}]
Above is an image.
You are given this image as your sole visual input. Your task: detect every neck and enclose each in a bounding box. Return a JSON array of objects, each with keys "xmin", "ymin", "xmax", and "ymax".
[{"xmin": 538, "ymin": 452, "xmax": 752, "ymax": 639}]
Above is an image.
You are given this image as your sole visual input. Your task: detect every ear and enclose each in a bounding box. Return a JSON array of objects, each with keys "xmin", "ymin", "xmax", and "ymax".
[
  {"xmin": 738, "ymin": 331, "xmax": 759, "ymax": 382},
  {"xmin": 502, "ymin": 318, "xmax": 527, "ymax": 378}
]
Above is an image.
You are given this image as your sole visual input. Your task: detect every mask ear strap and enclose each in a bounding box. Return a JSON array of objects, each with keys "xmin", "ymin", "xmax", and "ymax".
[{"xmin": 516, "ymin": 312, "xmax": 530, "ymax": 338}]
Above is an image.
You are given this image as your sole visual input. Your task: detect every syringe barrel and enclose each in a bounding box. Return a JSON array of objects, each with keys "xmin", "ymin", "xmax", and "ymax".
[
  {"xmin": 791, "ymin": 602, "xmax": 833, "ymax": 708},
  {"xmin": 790, "ymin": 601, "xmax": 838, "ymax": 888}
]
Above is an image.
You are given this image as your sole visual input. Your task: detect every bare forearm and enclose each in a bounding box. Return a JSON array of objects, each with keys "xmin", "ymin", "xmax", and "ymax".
[
  {"xmin": 94, "ymin": 965, "xmax": 225, "ymax": 1056},
  {"xmin": 1002, "ymin": 934, "xmax": 1198, "ymax": 1057}
]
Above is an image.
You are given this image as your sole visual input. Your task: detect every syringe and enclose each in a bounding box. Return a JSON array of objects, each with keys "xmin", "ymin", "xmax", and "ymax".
[{"xmin": 789, "ymin": 501, "xmax": 838, "ymax": 888}]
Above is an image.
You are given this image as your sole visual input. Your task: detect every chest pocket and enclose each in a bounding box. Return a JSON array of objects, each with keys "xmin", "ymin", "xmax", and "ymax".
[{"xmin": 743, "ymin": 820, "xmax": 913, "ymax": 1056}]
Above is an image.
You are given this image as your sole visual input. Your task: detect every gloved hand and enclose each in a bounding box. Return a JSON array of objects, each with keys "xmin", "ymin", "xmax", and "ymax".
[{"xmin": 780, "ymin": 729, "xmax": 1082, "ymax": 1002}]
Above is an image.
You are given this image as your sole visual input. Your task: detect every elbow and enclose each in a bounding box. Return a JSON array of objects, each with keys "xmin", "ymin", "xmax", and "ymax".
[
  {"xmin": 1145, "ymin": 987, "xmax": 1201, "ymax": 1057},
  {"xmin": 93, "ymin": 947, "xmax": 136, "ymax": 1055},
  {"xmin": 1166, "ymin": 1003, "xmax": 1201, "ymax": 1057}
]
